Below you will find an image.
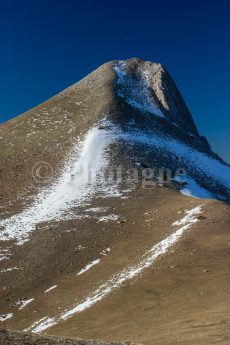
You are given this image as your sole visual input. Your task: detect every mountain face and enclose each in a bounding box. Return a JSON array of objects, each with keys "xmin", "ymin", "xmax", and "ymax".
[
  {"xmin": 0, "ymin": 58, "xmax": 229, "ymax": 209},
  {"xmin": 0, "ymin": 59, "xmax": 230, "ymax": 345}
]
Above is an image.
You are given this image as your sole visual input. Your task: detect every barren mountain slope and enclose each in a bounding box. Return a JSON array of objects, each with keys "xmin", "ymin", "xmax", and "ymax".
[{"xmin": 0, "ymin": 58, "xmax": 229, "ymax": 345}]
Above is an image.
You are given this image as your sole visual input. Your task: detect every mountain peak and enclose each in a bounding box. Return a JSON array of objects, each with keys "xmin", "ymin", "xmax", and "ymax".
[{"xmin": 112, "ymin": 58, "xmax": 199, "ymax": 137}]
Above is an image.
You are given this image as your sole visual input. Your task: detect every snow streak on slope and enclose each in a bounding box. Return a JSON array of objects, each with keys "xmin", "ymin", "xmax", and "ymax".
[
  {"xmin": 0, "ymin": 126, "xmax": 119, "ymax": 245},
  {"xmin": 116, "ymin": 127, "xmax": 230, "ymax": 197},
  {"xmin": 44, "ymin": 285, "xmax": 58, "ymax": 293},
  {"xmin": 0, "ymin": 249, "xmax": 11, "ymax": 261},
  {"xmin": 77, "ymin": 259, "xmax": 101, "ymax": 276},
  {"xmin": 114, "ymin": 61, "xmax": 164, "ymax": 117},
  {"xmin": 1, "ymin": 120, "xmax": 229, "ymax": 246},
  {"xmin": 17, "ymin": 298, "xmax": 34, "ymax": 310},
  {"xmin": 27, "ymin": 206, "xmax": 203, "ymax": 333}
]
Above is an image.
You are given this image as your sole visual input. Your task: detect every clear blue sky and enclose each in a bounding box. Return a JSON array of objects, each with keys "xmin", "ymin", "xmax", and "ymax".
[{"xmin": 1, "ymin": 0, "xmax": 229, "ymax": 162}]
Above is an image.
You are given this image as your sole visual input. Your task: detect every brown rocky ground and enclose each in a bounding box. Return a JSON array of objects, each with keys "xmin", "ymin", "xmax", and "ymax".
[{"xmin": 0, "ymin": 186, "xmax": 229, "ymax": 344}]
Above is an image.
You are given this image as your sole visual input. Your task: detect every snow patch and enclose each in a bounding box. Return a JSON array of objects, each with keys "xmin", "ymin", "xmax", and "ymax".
[
  {"xmin": 77, "ymin": 245, "xmax": 86, "ymax": 250},
  {"xmin": 17, "ymin": 298, "xmax": 34, "ymax": 310},
  {"xmin": 0, "ymin": 313, "xmax": 13, "ymax": 322},
  {"xmin": 115, "ymin": 127, "xmax": 230, "ymax": 198},
  {"xmin": 77, "ymin": 259, "xmax": 100, "ymax": 276},
  {"xmin": 172, "ymin": 206, "xmax": 202, "ymax": 226},
  {"xmin": 175, "ymin": 176, "xmax": 213, "ymax": 199},
  {"xmin": 100, "ymin": 247, "xmax": 111, "ymax": 256},
  {"xmin": 85, "ymin": 207, "xmax": 108, "ymax": 213},
  {"xmin": 0, "ymin": 126, "xmax": 120, "ymax": 245},
  {"xmin": 0, "ymin": 248, "xmax": 11, "ymax": 262},
  {"xmin": 25, "ymin": 317, "xmax": 56, "ymax": 333},
  {"xmin": 1, "ymin": 266, "xmax": 20, "ymax": 273},
  {"xmin": 98, "ymin": 214, "xmax": 119, "ymax": 222},
  {"xmin": 24, "ymin": 317, "xmax": 48, "ymax": 332},
  {"xmin": 44, "ymin": 285, "xmax": 58, "ymax": 293},
  {"xmin": 114, "ymin": 62, "xmax": 164, "ymax": 117}
]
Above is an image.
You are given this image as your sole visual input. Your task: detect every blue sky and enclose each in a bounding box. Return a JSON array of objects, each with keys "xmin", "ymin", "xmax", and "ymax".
[{"xmin": 0, "ymin": 0, "xmax": 229, "ymax": 162}]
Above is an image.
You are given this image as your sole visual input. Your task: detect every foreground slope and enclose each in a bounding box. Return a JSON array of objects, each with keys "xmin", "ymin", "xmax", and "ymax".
[
  {"xmin": 0, "ymin": 329, "xmax": 129, "ymax": 345},
  {"xmin": 0, "ymin": 58, "xmax": 230, "ymax": 345}
]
